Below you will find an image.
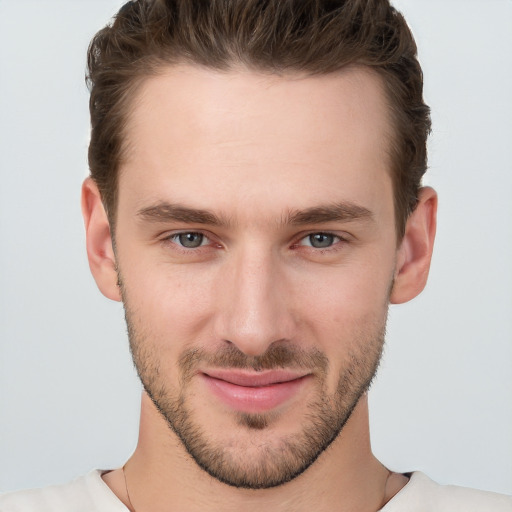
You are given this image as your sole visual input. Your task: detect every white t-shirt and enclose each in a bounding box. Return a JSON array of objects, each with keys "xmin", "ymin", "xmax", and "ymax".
[{"xmin": 1, "ymin": 470, "xmax": 511, "ymax": 511}]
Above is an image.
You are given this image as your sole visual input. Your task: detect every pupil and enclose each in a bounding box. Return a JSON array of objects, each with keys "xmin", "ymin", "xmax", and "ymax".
[
  {"xmin": 179, "ymin": 233, "xmax": 203, "ymax": 248},
  {"xmin": 310, "ymin": 233, "xmax": 333, "ymax": 248}
]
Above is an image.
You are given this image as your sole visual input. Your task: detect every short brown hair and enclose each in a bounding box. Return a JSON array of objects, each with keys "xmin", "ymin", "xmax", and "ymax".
[{"xmin": 86, "ymin": 0, "xmax": 430, "ymax": 237}]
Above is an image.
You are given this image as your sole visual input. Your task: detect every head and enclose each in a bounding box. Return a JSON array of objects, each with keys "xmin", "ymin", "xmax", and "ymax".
[{"xmin": 82, "ymin": 0, "xmax": 436, "ymax": 490}]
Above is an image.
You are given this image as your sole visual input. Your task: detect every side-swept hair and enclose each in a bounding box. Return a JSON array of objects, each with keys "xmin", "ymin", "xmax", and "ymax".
[{"xmin": 87, "ymin": 0, "xmax": 430, "ymax": 237}]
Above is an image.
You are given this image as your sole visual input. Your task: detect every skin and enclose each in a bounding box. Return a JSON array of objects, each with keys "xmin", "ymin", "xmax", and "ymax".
[{"xmin": 82, "ymin": 64, "xmax": 437, "ymax": 511}]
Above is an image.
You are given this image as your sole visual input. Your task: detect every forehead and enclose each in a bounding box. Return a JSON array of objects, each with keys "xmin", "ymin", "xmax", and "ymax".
[{"xmin": 119, "ymin": 65, "xmax": 394, "ymax": 222}]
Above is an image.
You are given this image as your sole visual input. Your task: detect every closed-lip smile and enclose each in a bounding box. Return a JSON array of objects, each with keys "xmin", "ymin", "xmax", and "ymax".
[{"xmin": 201, "ymin": 369, "xmax": 311, "ymax": 413}]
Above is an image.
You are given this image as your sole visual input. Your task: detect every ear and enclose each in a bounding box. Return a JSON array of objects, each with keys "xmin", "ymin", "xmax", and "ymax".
[
  {"xmin": 81, "ymin": 177, "xmax": 121, "ymax": 302},
  {"xmin": 390, "ymin": 187, "xmax": 437, "ymax": 304}
]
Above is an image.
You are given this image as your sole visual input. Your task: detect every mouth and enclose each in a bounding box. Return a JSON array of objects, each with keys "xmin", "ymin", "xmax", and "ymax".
[{"xmin": 200, "ymin": 369, "xmax": 311, "ymax": 414}]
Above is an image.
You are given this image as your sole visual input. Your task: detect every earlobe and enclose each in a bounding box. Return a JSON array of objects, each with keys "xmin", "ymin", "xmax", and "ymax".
[
  {"xmin": 81, "ymin": 177, "xmax": 121, "ymax": 302},
  {"xmin": 390, "ymin": 187, "xmax": 437, "ymax": 304}
]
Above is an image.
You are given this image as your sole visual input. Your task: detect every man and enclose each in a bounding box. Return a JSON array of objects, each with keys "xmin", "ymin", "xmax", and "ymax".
[{"xmin": 1, "ymin": 0, "xmax": 511, "ymax": 510}]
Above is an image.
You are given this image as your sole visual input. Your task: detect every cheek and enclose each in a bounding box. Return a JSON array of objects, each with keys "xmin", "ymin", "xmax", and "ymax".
[
  {"xmin": 295, "ymin": 275, "xmax": 389, "ymax": 394},
  {"xmin": 120, "ymin": 259, "xmax": 219, "ymax": 350},
  {"xmin": 290, "ymin": 257, "xmax": 393, "ymax": 354},
  {"xmin": 295, "ymin": 257, "xmax": 393, "ymax": 316}
]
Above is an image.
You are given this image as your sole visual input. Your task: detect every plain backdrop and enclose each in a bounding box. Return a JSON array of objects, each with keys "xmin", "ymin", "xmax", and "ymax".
[{"xmin": 1, "ymin": 0, "xmax": 511, "ymax": 496}]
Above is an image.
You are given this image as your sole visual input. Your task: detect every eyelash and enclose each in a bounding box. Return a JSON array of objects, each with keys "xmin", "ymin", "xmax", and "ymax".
[
  {"xmin": 162, "ymin": 231, "xmax": 219, "ymax": 253},
  {"xmin": 161, "ymin": 230, "xmax": 348, "ymax": 254},
  {"xmin": 294, "ymin": 232, "xmax": 345, "ymax": 250}
]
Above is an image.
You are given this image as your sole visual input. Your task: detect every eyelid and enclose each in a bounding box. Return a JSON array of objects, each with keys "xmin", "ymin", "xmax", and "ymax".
[
  {"xmin": 173, "ymin": 232, "xmax": 209, "ymax": 248},
  {"xmin": 300, "ymin": 232, "xmax": 339, "ymax": 245},
  {"xmin": 296, "ymin": 230, "xmax": 348, "ymax": 242},
  {"xmin": 291, "ymin": 231, "xmax": 351, "ymax": 253},
  {"xmin": 160, "ymin": 230, "xmax": 220, "ymax": 249},
  {"xmin": 158, "ymin": 229, "xmax": 350, "ymax": 252}
]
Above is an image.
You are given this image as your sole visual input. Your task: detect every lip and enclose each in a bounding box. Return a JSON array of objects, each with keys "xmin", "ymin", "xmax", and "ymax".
[{"xmin": 201, "ymin": 370, "xmax": 310, "ymax": 414}]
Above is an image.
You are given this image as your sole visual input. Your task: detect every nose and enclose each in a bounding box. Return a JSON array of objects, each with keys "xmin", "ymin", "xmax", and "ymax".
[{"xmin": 214, "ymin": 245, "xmax": 295, "ymax": 356}]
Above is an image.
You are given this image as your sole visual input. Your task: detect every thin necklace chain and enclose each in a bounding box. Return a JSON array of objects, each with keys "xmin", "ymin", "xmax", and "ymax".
[{"xmin": 123, "ymin": 463, "xmax": 136, "ymax": 512}]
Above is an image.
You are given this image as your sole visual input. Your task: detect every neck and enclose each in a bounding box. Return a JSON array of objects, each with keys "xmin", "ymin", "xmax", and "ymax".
[{"xmin": 104, "ymin": 393, "xmax": 404, "ymax": 512}]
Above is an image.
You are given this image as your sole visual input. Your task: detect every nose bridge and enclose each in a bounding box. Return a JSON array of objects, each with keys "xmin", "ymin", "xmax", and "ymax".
[{"xmin": 216, "ymin": 242, "xmax": 291, "ymax": 356}]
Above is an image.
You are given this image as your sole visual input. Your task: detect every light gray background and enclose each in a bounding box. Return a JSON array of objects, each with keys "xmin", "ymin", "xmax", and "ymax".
[{"xmin": 1, "ymin": 0, "xmax": 511, "ymax": 496}]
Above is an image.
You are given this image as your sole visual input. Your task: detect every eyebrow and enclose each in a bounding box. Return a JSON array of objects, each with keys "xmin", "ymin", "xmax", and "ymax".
[
  {"xmin": 137, "ymin": 203, "xmax": 230, "ymax": 226},
  {"xmin": 136, "ymin": 201, "xmax": 373, "ymax": 227},
  {"xmin": 286, "ymin": 203, "xmax": 374, "ymax": 225}
]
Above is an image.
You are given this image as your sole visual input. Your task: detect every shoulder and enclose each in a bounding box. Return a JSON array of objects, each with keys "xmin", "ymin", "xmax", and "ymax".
[
  {"xmin": 0, "ymin": 470, "xmax": 128, "ymax": 512},
  {"xmin": 382, "ymin": 472, "xmax": 512, "ymax": 512}
]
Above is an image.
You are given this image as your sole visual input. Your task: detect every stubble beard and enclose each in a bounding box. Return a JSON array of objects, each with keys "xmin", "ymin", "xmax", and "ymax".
[{"xmin": 123, "ymin": 299, "xmax": 386, "ymax": 490}]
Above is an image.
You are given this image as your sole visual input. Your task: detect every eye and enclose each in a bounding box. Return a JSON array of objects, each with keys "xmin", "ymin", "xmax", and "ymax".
[
  {"xmin": 299, "ymin": 233, "xmax": 340, "ymax": 249},
  {"xmin": 170, "ymin": 232, "xmax": 209, "ymax": 249}
]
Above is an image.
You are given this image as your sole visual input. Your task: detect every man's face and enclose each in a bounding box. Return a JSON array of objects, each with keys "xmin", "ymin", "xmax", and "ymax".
[{"xmin": 114, "ymin": 65, "xmax": 398, "ymax": 488}]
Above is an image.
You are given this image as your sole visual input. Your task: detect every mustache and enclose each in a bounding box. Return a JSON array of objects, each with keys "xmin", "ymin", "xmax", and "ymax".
[{"xmin": 179, "ymin": 343, "xmax": 328, "ymax": 375}]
